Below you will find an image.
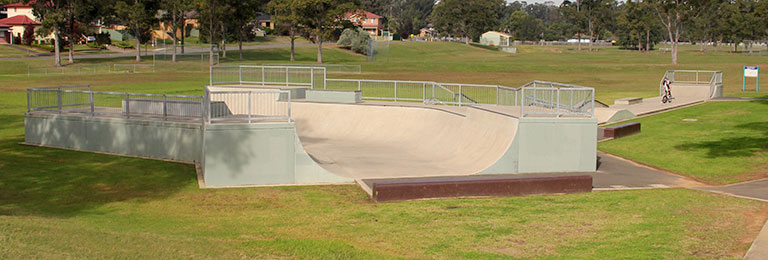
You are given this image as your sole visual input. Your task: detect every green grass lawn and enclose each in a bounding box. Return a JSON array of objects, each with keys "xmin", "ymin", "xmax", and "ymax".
[
  {"xmin": 1, "ymin": 42, "xmax": 768, "ymax": 258},
  {"xmin": 0, "ymin": 45, "xmax": 37, "ymax": 58},
  {"xmin": 599, "ymin": 101, "xmax": 768, "ymax": 184}
]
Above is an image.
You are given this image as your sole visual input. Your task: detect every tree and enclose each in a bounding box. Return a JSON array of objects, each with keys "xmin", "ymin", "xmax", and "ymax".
[
  {"xmin": 268, "ymin": 0, "xmax": 302, "ymax": 61},
  {"xmin": 617, "ymin": 0, "xmax": 661, "ymax": 52},
  {"xmin": 23, "ymin": 24, "xmax": 35, "ymax": 45},
  {"xmin": 28, "ymin": 0, "xmax": 66, "ymax": 66},
  {"xmin": 226, "ymin": 0, "xmax": 265, "ymax": 61},
  {"xmin": 337, "ymin": 27, "xmax": 371, "ymax": 54},
  {"xmin": 198, "ymin": 0, "xmax": 227, "ymax": 65},
  {"xmin": 392, "ymin": 0, "xmax": 435, "ymax": 39},
  {"xmin": 430, "ymin": 0, "xmax": 505, "ymax": 45},
  {"xmin": 648, "ymin": 0, "xmax": 697, "ymax": 65},
  {"xmin": 508, "ymin": 10, "xmax": 544, "ymax": 41},
  {"xmin": 115, "ymin": 0, "xmax": 159, "ymax": 62},
  {"xmin": 292, "ymin": 0, "xmax": 359, "ymax": 63},
  {"xmin": 160, "ymin": 0, "xmax": 194, "ymax": 62},
  {"xmin": 560, "ymin": 0, "xmax": 585, "ymax": 51}
]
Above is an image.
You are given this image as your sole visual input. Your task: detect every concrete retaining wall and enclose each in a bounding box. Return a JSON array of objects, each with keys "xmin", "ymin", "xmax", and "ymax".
[
  {"xmin": 305, "ymin": 90, "xmax": 362, "ymax": 104},
  {"xmin": 202, "ymin": 123, "xmax": 353, "ymax": 187},
  {"xmin": 25, "ymin": 113, "xmax": 203, "ymax": 162},
  {"xmin": 482, "ymin": 117, "xmax": 597, "ymax": 174}
]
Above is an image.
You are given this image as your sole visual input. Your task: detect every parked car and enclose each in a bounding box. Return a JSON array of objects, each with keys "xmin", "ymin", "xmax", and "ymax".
[{"xmin": 86, "ymin": 36, "xmax": 96, "ymax": 42}]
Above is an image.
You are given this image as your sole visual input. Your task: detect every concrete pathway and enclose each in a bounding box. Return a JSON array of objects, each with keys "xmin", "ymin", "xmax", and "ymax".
[
  {"xmin": 697, "ymin": 179, "xmax": 768, "ymax": 202},
  {"xmin": 746, "ymin": 219, "xmax": 768, "ymax": 260}
]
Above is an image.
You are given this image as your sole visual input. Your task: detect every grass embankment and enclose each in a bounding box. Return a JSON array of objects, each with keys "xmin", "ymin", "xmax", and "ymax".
[
  {"xmin": 0, "ymin": 42, "xmax": 767, "ymax": 258},
  {"xmin": 599, "ymin": 101, "xmax": 768, "ymax": 184},
  {"xmin": 0, "ymin": 45, "xmax": 38, "ymax": 58}
]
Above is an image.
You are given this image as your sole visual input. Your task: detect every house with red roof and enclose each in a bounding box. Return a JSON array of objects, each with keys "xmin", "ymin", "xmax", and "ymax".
[
  {"xmin": 0, "ymin": 3, "xmax": 41, "ymax": 44},
  {"xmin": 343, "ymin": 11, "xmax": 385, "ymax": 37}
]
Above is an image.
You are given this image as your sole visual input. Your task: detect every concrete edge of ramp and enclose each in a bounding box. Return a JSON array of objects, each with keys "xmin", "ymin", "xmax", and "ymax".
[{"xmin": 202, "ymin": 122, "xmax": 354, "ymax": 188}]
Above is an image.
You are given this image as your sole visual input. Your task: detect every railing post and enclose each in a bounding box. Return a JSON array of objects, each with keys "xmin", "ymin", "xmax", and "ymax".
[
  {"xmin": 310, "ymin": 68, "xmax": 314, "ymax": 89},
  {"xmin": 394, "ymin": 82, "xmax": 398, "ymax": 102},
  {"xmin": 57, "ymin": 87, "xmax": 63, "ymax": 113},
  {"xmin": 458, "ymin": 85, "xmax": 462, "ymax": 106},
  {"xmin": 163, "ymin": 94, "xmax": 168, "ymax": 121},
  {"xmin": 358, "ymin": 80, "xmax": 362, "ymax": 91},
  {"xmin": 261, "ymin": 67, "xmax": 265, "ymax": 86},
  {"xmin": 324, "ymin": 69, "xmax": 327, "ymax": 90},
  {"xmin": 556, "ymin": 87, "xmax": 560, "ymax": 117},
  {"xmin": 247, "ymin": 91, "xmax": 252, "ymax": 124},
  {"xmin": 423, "ymin": 82, "xmax": 426, "ymax": 101},
  {"xmin": 591, "ymin": 88, "xmax": 595, "ymax": 117},
  {"xmin": 89, "ymin": 91, "xmax": 95, "ymax": 116},
  {"xmin": 26, "ymin": 89, "xmax": 31, "ymax": 112},
  {"xmin": 285, "ymin": 67, "xmax": 290, "ymax": 86},
  {"xmin": 520, "ymin": 87, "xmax": 524, "ymax": 116},
  {"xmin": 125, "ymin": 93, "xmax": 130, "ymax": 119},
  {"xmin": 209, "ymin": 66, "xmax": 213, "ymax": 86},
  {"xmin": 239, "ymin": 66, "xmax": 242, "ymax": 85},
  {"xmin": 287, "ymin": 91, "xmax": 291, "ymax": 122}
]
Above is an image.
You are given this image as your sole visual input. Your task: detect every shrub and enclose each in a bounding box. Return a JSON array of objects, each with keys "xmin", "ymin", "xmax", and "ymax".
[
  {"xmin": 86, "ymin": 42, "xmax": 107, "ymax": 50},
  {"xmin": 95, "ymin": 32, "xmax": 111, "ymax": 45},
  {"xmin": 114, "ymin": 41, "xmax": 134, "ymax": 49},
  {"xmin": 23, "ymin": 25, "xmax": 35, "ymax": 45},
  {"xmin": 336, "ymin": 28, "xmax": 371, "ymax": 55}
]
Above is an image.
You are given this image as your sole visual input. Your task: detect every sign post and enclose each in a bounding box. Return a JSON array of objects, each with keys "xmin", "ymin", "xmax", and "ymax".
[{"xmin": 743, "ymin": 66, "xmax": 759, "ymax": 92}]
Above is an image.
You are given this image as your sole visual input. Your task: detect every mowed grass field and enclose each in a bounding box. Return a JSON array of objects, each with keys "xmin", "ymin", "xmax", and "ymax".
[
  {"xmin": 1, "ymin": 42, "xmax": 767, "ymax": 258},
  {"xmin": 599, "ymin": 101, "xmax": 768, "ymax": 184}
]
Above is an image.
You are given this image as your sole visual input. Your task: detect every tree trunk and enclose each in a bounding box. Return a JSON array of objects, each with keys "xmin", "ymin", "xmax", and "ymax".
[
  {"xmin": 238, "ymin": 30, "xmax": 243, "ymax": 61},
  {"xmin": 465, "ymin": 34, "xmax": 470, "ymax": 45},
  {"xmin": 289, "ymin": 26, "xmax": 295, "ymax": 61},
  {"xmin": 180, "ymin": 12, "xmax": 186, "ymax": 54},
  {"xmin": 646, "ymin": 29, "xmax": 650, "ymax": 53},
  {"xmin": 588, "ymin": 21, "xmax": 593, "ymax": 52},
  {"xmin": 53, "ymin": 25, "xmax": 61, "ymax": 67},
  {"xmin": 316, "ymin": 34, "xmax": 323, "ymax": 63},
  {"xmin": 68, "ymin": 34, "xmax": 75, "ymax": 64},
  {"xmin": 171, "ymin": 19, "xmax": 178, "ymax": 62},
  {"xmin": 135, "ymin": 26, "xmax": 142, "ymax": 62},
  {"xmin": 577, "ymin": 32, "xmax": 581, "ymax": 52}
]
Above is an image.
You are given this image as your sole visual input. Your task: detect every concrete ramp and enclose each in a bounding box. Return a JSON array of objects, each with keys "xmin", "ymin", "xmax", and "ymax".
[
  {"xmin": 291, "ymin": 102, "xmax": 519, "ymax": 180},
  {"xmin": 597, "ymin": 83, "xmax": 714, "ymax": 124}
]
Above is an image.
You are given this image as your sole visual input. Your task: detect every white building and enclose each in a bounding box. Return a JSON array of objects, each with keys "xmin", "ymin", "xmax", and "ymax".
[{"xmin": 479, "ymin": 31, "xmax": 513, "ymax": 47}]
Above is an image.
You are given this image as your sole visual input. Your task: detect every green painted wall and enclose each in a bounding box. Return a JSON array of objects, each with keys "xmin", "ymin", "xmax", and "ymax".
[
  {"xmin": 482, "ymin": 117, "xmax": 597, "ymax": 174},
  {"xmin": 202, "ymin": 122, "xmax": 353, "ymax": 187},
  {"xmin": 25, "ymin": 113, "xmax": 203, "ymax": 162},
  {"xmin": 305, "ymin": 90, "xmax": 362, "ymax": 104}
]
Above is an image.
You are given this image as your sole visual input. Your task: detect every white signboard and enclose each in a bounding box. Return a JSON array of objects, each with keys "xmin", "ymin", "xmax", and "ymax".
[{"xmin": 744, "ymin": 66, "xmax": 759, "ymax": 78}]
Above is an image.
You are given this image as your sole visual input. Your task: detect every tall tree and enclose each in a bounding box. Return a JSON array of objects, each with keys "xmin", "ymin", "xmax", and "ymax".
[
  {"xmin": 561, "ymin": 0, "xmax": 585, "ymax": 51},
  {"xmin": 198, "ymin": 0, "xmax": 227, "ymax": 65},
  {"xmin": 648, "ymin": 0, "xmax": 696, "ymax": 65},
  {"xmin": 227, "ymin": 0, "xmax": 265, "ymax": 61},
  {"xmin": 293, "ymin": 0, "xmax": 359, "ymax": 63},
  {"xmin": 115, "ymin": 0, "xmax": 159, "ymax": 61},
  {"xmin": 160, "ymin": 0, "xmax": 194, "ymax": 62},
  {"xmin": 268, "ymin": 0, "xmax": 302, "ymax": 61},
  {"xmin": 28, "ymin": 0, "xmax": 66, "ymax": 66},
  {"xmin": 430, "ymin": 0, "xmax": 505, "ymax": 45}
]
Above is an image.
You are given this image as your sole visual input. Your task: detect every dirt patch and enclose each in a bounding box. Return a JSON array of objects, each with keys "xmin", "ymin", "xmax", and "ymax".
[{"xmin": 736, "ymin": 204, "xmax": 768, "ymax": 256}]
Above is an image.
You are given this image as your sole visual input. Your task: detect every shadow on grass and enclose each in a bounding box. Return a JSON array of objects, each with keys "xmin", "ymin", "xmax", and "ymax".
[
  {"xmin": 674, "ymin": 101, "xmax": 768, "ymax": 158},
  {"xmin": 0, "ymin": 115, "xmax": 196, "ymax": 218}
]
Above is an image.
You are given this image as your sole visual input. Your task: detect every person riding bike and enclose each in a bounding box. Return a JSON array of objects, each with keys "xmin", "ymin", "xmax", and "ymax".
[{"xmin": 662, "ymin": 77, "xmax": 673, "ymax": 103}]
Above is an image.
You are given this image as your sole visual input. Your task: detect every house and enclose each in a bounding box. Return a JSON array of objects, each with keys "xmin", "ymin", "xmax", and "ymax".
[
  {"xmin": 255, "ymin": 12, "xmax": 273, "ymax": 30},
  {"xmin": 343, "ymin": 11, "xmax": 384, "ymax": 36},
  {"xmin": 0, "ymin": 14, "xmax": 40, "ymax": 44},
  {"xmin": 0, "ymin": 3, "xmax": 41, "ymax": 44},
  {"xmin": 480, "ymin": 31, "xmax": 513, "ymax": 47}
]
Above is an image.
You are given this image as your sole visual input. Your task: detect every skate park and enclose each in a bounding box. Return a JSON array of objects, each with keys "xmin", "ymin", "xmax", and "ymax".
[{"xmin": 23, "ymin": 65, "xmax": 724, "ymax": 200}]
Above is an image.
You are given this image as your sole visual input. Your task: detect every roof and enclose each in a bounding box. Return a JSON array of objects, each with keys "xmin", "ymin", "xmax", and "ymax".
[
  {"xmin": 483, "ymin": 31, "xmax": 512, "ymax": 37},
  {"xmin": 254, "ymin": 12, "xmax": 270, "ymax": 21},
  {"xmin": 345, "ymin": 11, "xmax": 381, "ymax": 19},
  {"xmin": 0, "ymin": 15, "xmax": 40, "ymax": 25},
  {"xmin": 4, "ymin": 3, "xmax": 32, "ymax": 8}
]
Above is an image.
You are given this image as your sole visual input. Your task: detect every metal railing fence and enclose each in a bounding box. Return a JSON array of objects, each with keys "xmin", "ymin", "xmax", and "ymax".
[
  {"xmin": 660, "ymin": 70, "xmax": 723, "ymax": 98},
  {"xmin": 519, "ymin": 81, "xmax": 595, "ymax": 117},
  {"xmin": 27, "ymin": 85, "xmax": 205, "ymax": 122},
  {"xmin": 260, "ymin": 63, "xmax": 361, "ymax": 74},
  {"xmin": 113, "ymin": 64, "xmax": 156, "ymax": 73},
  {"xmin": 205, "ymin": 87, "xmax": 291, "ymax": 123},
  {"xmin": 210, "ymin": 65, "xmax": 327, "ymax": 89}
]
